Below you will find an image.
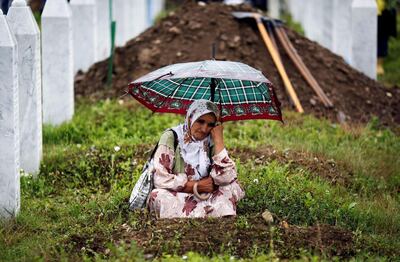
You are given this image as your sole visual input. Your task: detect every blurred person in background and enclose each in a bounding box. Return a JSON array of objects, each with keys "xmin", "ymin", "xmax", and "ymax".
[{"xmin": 376, "ymin": 0, "xmax": 398, "ymax": 75}]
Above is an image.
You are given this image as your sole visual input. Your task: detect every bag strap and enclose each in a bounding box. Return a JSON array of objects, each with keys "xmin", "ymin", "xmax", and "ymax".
[{"xmin": 149, "ymin": 129, "xmax": 178, "ymax": 160}]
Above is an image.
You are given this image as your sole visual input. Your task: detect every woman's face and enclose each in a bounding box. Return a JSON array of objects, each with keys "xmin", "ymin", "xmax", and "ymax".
[{"xmin": 190, "ymin": 113, "xmax": 217, "ymax": 141}]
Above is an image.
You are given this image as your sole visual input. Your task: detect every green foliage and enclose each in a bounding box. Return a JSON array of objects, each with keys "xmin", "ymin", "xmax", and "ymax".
[
  {"xmin": 33, "ymin": 11, "xmax": 41, "ymax": 29},
  {"xmin": 1, "ymin": 99, "xmax": 399, "ymax": 260},
  {"xmin": 280, "ymin": 12, "xmax": 305, "ymax": 36}
]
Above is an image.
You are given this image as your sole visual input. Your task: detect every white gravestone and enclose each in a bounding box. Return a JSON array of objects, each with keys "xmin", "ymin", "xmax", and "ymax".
[
  {"xmin": 152, "ymin": 0, "xmax": 164, "ymax": 20},
  {"xmin": 286, "ymin": 0, "xmax": 294, "ymax": 17},
  {"xmin": 268, "ymin": 0, "xmax": 280, "ymax": 19},
  {"xmin": 303, "ymin": 0, "xmax": 315, "ymax": 40},
  {"xmin": 321, "ymin": 0, "xmax": 334, "ymax": 50},
  {"xmin": 293, "ymin": 0, "xmax": 306, "ymax": 26},
  {"xmin": 7, "ymin": 0, "xmax": 42, "ymax": 175},
  {"xmin": 0, "ymin": 9, "xmax": 20, "ymax": 219},
  {"xmin": 351, "ymin": 0, "xmax": 377, "ymax": 79},
  {"xmin": 310, "ymin": 0, "xmax": 324, "ymax": 44},
  {"xmin": 70, "ymin": 0, "xmax": 97, "ymax": 73},
  {"xmin": 332, "ymin": 0, "xmax": 352, "ymax": 63},
  {"xmin": 124, "ymin": 0, "xmax": 135, "ymax": 42},
  {"xmin": 96, "ymin": 0, "xmax": 110, "ymax": 60},
  {"xmin": 42, "ymin": 0, "xmax": 74, "ymax": 125},
  {"xmin": 113, "ymin": 0, "xmax": 128, "ymax": 46},
  {"xmin": 132, "ymin": 0, "xmax": 147, "ymax": 38}
]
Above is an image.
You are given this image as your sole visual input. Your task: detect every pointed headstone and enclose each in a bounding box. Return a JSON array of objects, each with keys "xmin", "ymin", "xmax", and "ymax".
[
  {"xmin": 268, "ymin": 0, "xmax": 280, "ymax": 19},
  {"xmin": 0, "ymin": 8, "xmax": 20, "ymax": 219},
  {"xmin": 132, "ymin": 0, "xmax": 147, "ymax": 38},
  {"xmin": 96, "ymin": 0, "xmax": 111, "ymax": 60},
  {"xmin": 351, "ymin": 0, "xmax": 377, "ymax": 79},
  {"xmin": 7, "ymin": 0, "xmax": 42, "ymax": 175},
  {"xmin": 41, "ymin": 0, "xmax": 74, "ymax": 125},
  {"xmin": 332, "ymin": 0, "xmax": 352, "ymax": 63},
  {"xmin": 113, "ymin": 0, "xmax": 128, "ymax": 46},
  {"xmin": 321, "ymin": 0, "xmax": 334, "ymax": 50},
  {"xmin": 70, "ymin": 0, "xmax": 97, "ymax": 73}
]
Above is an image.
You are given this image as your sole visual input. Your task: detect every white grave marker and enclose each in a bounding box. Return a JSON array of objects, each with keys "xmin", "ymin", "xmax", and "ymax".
[
  {"xmin": 96, "ymin": 0, "xmax": 111, "ymax": 60},
  {"xmin": 132, "ymin": 0, "xmax": 147, "ymax": 38},
  {"xmin": 42, "ymin": 0, "xmax": 74, "ymax": 125},
  {"xmin": 70, "ymin": 0, "xmax": 97, "ymax": 73},
  {"xmin": 0, "ymin": 9, "xmax": 20, "ymax": 219},
  {"xmin": 125, "ymin": 0, "xmax": 135, "ymax": 42},
  {"xmin": 113, "ymin": 0, "xmax": 128, "ymax": 46},
  {"xmin": 268, "ymin": 0, "xmax": 280, "ymax": 19},
  {"xmin": 7, "ymin": 0, "xmax": 42, "ymax": 175},
  {"xmin": 351, "ymin": 0, "xmax": 377, "ymax": 79},
  {"xmin": 332, "ymin": 0, "xmax": 352, "ymax": 63},
  {"xmin": 321, "ymin": 0, "xmax": 334, "ymax": 50}
]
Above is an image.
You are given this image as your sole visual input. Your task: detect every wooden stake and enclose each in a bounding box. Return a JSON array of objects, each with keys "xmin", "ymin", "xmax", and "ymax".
[{"xmin": 253, "ymin": 14, "xmax": 304, "ymax": 113}]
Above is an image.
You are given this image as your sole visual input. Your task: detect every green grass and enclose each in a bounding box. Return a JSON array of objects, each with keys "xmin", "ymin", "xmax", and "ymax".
[{"xmin": 0, "ymin": 99, "xmax": 399, "ymax": 261}]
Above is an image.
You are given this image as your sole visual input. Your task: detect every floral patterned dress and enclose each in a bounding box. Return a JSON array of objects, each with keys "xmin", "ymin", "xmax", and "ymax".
[{"xmin": 148, "ymin": 130, "xmax": 245, "ymax": 218}]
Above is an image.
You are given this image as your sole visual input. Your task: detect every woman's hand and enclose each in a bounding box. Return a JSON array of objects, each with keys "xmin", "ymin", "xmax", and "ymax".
[
  {"xmin": 210, "ymin": 123, "xmax": 224, "ymax": 155},
  {"xmin": 197, "ymin": 176, "xmax": 215, "ymax": 193},
  {"xmin": 182, "ymin": 176, "xmax": 215, "ymax": 194}
]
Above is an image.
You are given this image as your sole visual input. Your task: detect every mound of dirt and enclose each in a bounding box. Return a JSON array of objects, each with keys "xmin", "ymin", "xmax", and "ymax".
[
  {"xmin": 75, "ymin": 1, "xmax": 400, "ymax": 128},
  {"xmin": 118, "ymin": 212, "xmax": 355, "ymax": 259}
]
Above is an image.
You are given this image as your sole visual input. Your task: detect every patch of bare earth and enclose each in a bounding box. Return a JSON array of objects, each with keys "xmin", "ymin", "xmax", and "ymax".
[{"xmin": 117, "ymin": 212, "xmax": 355, "ymax": 259}]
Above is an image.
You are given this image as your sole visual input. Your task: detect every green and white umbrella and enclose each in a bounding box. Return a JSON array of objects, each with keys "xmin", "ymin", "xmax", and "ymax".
[{"xmin": 128, "ymin": 60, "xmax": 282, "ymax": 122}]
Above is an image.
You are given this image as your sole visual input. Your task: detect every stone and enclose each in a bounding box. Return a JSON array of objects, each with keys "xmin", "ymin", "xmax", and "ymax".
[
  {"xmin": 149, "ymin": 0, "xmax": 165, "ymax": 23},
  {"xmin": 321, "ymin": 0, "xmax": 334, "ymax": 50},
  {"xmin": 113, "ymin": 0, "xmax": 128, "ymax": 46},
  {"xmin": 168, "ymin": 26, "xmax": 181, "ymax": 35},
  {"xmin": 70, "ymin": 0, "xmax": 97, "ymax": 73},
  {"xmin": 293, "ymin": 0, "xmax": 306, "ymax": 25},
  {"xmin": 332, "ymin": 0, "xmax": 352, "ymax": 64},
  {"xmin": 7, "ymin": 0, "xmax": 42, "ymax": 175},
  {"xmin": 138, "ymin": 48, "xmax": 152, "ymax": 63},
  {"xmin": 262, "ymin": 209, "xmax": 274, "ymax": 224},
  {"xmin": 280, "ymin": 220, "xmax": 289, "ymax": 229},
  {"xmin": 267, "ymin": 0, "xmax": 280, "ymax": 19},
  {"xmin": 132, "ymin": 0, "xmax": 147, "ymax": 38},
  {"xmin": 95, "ymin": 0, "xmax": 110, "ymax": 60},
  {"xmin": 41, "ymin": 0, "xmax": 74, "ymax": 125},
  {"xmin": 337, "ymin": 110, "xmax": 347, "ymax": 124},
  {"xmin": 351, "ymin": 0, "xmax": 377, "ymax": 79},
  {"xmin": 0, "ymin": 9, "xmax": 20, "ymax": 218}
]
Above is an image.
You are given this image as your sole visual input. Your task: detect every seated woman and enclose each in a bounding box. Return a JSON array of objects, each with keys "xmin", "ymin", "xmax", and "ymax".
[{"xmin": 148, "ymin": 99, "xmax": 245, "ymax": 218}]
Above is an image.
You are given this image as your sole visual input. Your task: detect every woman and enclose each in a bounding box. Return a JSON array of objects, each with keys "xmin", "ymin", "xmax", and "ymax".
[{"xmin": 148, "ymin": 99, "xmax": 245, "ymax": 218}]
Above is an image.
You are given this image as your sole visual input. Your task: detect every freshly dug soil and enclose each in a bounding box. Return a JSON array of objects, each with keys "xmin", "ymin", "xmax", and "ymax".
[
  {"xmin": 74, "ymin": 1, "xmax": 400, "ymax": 128},
  {"xmin": 117, "ymin": 212, "xmax": 355, "ymax": 259}
]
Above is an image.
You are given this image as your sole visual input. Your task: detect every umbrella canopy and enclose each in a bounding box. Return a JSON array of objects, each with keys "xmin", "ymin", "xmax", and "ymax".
[{"xmin": 128, "ymin": 60, "xmax": 282, "ymax": 122}]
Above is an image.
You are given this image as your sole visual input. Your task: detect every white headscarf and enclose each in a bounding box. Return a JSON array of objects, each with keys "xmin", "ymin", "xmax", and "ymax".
[{"xmin": 172, "ymin": 99, "xmax": 220, "ymax": 180}]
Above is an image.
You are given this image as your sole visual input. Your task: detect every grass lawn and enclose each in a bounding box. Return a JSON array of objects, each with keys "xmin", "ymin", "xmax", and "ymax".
[
  {"xmin": 2, "ymin": 5, "xmax": 399, "ymax": 261},
  {"xmin": 1, "ymin": 99, "xmax": 399, "ymax": 261}
]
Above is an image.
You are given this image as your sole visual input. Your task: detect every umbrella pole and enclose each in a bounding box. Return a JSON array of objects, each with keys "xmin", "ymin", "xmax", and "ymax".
[{"xmin": 210, "ymin": 78, "xmax": 216, "ymax": 102}]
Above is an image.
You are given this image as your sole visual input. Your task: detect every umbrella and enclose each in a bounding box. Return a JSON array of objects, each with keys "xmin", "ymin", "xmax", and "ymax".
[{"xmin": 128, "ymin": 60, "xmax": 282, "ymax": 122}]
